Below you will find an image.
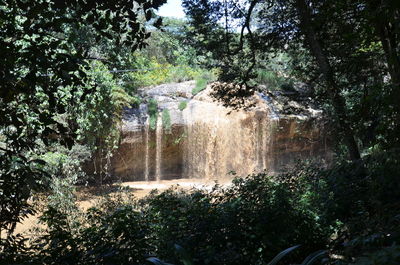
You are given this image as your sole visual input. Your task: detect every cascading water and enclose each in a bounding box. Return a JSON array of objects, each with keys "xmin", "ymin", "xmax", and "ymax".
[
  {"xmin": 144, "ymin": 117, "xmax": 150, "ymax": 182},
  {"xmin": 155, "ymin": 113, "xmax": 163, "ymax": 181},
  {"xmin": 255, "ymin": 112, "xmax": 269, "ymax": 171},
  {"xmin": 258, "ymin": 92, "xmax": 281, "ymax": 173},
  {"xmin": 111, "ymin": 82, "xmax": 331, "ymax": 182},
  {"xmin": 182, "ymin": 94, "xmax": 272, "ymax": 180}
]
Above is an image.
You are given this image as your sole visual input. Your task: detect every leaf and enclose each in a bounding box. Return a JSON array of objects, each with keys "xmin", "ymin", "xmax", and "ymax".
[
  {"xmin": 300, "ymin": 250, "xmax": 327, "ymax": 265},
  {"xmin": 29, "ymin": 159, "xmax": 47, "ymax": 165},
  {"xmin": 174, "ymin": 244, "xmax": 194, "ymax": 265},
  {"xmin": 146, "ymin": 257, "xmax": 174, "ymax": 265},
  {"xmin": 266, "ymin": 245, "xmax": 301, "ymax": 265},
  {"xmin": 153, "ymin": 17, "xmax": 163, "ymax": 29},
  {"xmin": 145, "ymin": 10, "xmax": 153, "ymax": 21}
]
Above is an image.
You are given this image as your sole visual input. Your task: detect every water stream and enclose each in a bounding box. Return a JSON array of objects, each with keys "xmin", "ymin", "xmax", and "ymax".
[
  {"xmin": 144, "ymin": 117, "xmax": 150, "ymax": 182},
  {"xmin": 155, "ymin": 113, "xmax": 163, "ymax": 181}
]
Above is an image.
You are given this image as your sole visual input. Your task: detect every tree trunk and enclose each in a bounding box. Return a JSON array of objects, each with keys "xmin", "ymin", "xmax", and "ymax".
[
  {"xmin": 295, "ymin": 0, "xmax": 361, "ymax": 161},
  {"xmin": 368, "ymin": 0, "xmax": 400, "ymax": 90},
  {"xmin": 378, "ymin": 23, "xmax": 400, "ymax": 89}
]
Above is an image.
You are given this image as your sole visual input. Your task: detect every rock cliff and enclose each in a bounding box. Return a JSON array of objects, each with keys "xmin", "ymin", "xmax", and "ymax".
[{"xmin": 111, "ymin": 81, "xmax": 332, "ymax": 181}]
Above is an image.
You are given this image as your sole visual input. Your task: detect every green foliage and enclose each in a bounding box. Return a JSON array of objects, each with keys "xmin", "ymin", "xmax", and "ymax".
[
  {"xmin": 4, "ymin": 171, "xmax": 327, "ymax": 264},
  {"xmin": 148, "ymin": 98, "xmax": 159, "ymax": 130},
  {"xmin": 178, "ymin": 101, "xmax": 188, "ymax": 111},
  {"xmin": 182, "ymin": 0, "xmax": 257, "ymax": 83},
  {"xmin": 174, "ymin": 244, "xmax": 194, "ymax": 265},
  {"xmin": 267, "ymin": 245, "xmax": 300, "ymax": 265},
  {"xmin": 255, "ymin": 53, "xmax": 296, "ymax": 91},
  {"xmin": 75, "ymin": 61, "xmax": 134, "ymax": 184},
  {"xmin": 256, "ymin": 70, "xmax": 294, "ymax": 91},
  {"xmin": 127, "ymin": 58, "xmax": 173, "ymax": 89},
  {"xmin": 183, "ymin": 0, "xmax": 400, "ymax": 159},
  {"xmin": 41, "ymin": 145, "xmax": 90, "ymax": 185},
  {"xmin": 124, "ymin": 58, "xmax": 209, "ymax": 91},
  {"xmin": 147, "ymin": 245, "xmax": 327, "ymax": 265},
  {"xmin": 2, "ymin": 2, "xmax": 400, "ymax": 265},
  {"xmin": 162, "ymin": 109, "xmax": 172, "ymax": 132},
  {"xmin": 141, "ymin": 175, "xmax": 327, "ymax": 265},
  {"xmin": 0, "ymin": 0, "xmax": 166, "ymax": 235},
  {"xmin": 351, "ymin": 245, "xmax": 400, "ymax": 265},
  {"xmin": 0, "ymin": 234, "xmax": 34, "ymax": 264},
  {"xmin": 119, "ymin": 17, "xmax": 212, "ymax": 92},
  {"xmin": 149, "ymin": 115, "xmax": 158, "ymax": 131},
  {"xmin": 192, "ymin": 78, "xmax": 208, "ymax": 95},
  {"xmin": 33, "ymin": 189, "xmax": 150, "ymax": 265},
  {"xmin": 173, "ymin": 133, "xmax": 187, "ymax": 145},
  {"xmin": 276, "ymin": 152, "xmax": 400, "ymax": 264},
  {"xmin": 191, "ymin": 69, "xmax": 218, "ymax": 95},
  {"xmin": 4, "ymin": 150, "xmax": 399, "ymax": 264}
]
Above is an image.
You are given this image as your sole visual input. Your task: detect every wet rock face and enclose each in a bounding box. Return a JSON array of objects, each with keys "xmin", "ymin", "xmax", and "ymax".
[{"xmin": 110, "ymin": 81, "xmax": 332, "ymax": 181}]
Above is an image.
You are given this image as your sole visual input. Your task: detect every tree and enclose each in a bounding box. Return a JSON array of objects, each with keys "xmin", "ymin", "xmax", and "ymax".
[
  {"xmin": 184, "ymin": 0, "xmax": 399, "ymax": 159},
  {"xmin": 0, "ymin": 0, "xmax": 166, "ymax": 236},
  {"xmin": 182, "ymin": 0, "xmax": 260, "ymax": 83},
  {"xmin": 293, "ymin": 0, "xmax": 361, "ymax": 160},
  {"xmin": 286, "ymin": 0, "xmax": 399, "ymax": 154}
]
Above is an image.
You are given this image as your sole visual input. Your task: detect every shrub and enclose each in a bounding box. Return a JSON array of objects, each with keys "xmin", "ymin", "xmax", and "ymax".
[
  {"xmin": 79, "ymin": 205, "xmax": 151, "ymax": 264},
  {"xmin": 13, "ymin": 152, "xmax": 400, "ymax": 265},
  {"xmin": 167, "ymin": 65, "xmax": 198, "ymax": 83},
  {"xmin": 41, "ymin": 144, "xmax": 90, "ymax": 185},
  {"xmin": 192, "ymin": 78, "xmax": 208, "ymax": 95},
  {"xmin": 276, "ymin": 154, "xmax": 400, "ymax": 264},
  {"xmin": 256, "ymin": 69, "xmax": 294, "ymax": 91},
  {"xmin": 162, "ymin": 109, "xmax": 172, "ymax": 132},
  {"xmin": 29, "ymin": 172, "xmax": 328, "ymax": 265},
  {"xmin": 191, "ymin": 69, "xmax": 219, "ymax": 95},
  {"xmin": 178, "ymin": 100, "xmax": 188, "ymax": 111},
  {"xmin": 141, "ymin": 174, "xmax": 328, "ymax": 265},
  {"xmin": 148, "ymin": 98, "xmax": 158, "ymax": 130}
]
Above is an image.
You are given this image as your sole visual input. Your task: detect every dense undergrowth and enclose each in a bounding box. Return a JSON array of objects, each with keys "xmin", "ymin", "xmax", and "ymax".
[
  {"xmin": 1, "ymin": 151, "xmax": 399, "ymax": 265},
  {"xmin": 1, "ymin": 2, "xmax": 400, "ymax": 265}
]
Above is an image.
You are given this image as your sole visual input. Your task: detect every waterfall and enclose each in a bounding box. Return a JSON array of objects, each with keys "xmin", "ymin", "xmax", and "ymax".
[
  {"xmin": 181, "ymin": 99, "xmax": 271, "ymax": 179},
  {"xmin": 255, "ymin": 115, "xmax": 265, "ymax": 171},
  {"xmin": 261, "ymin": 119, "xmax": 269, "ymax": 170},
  {"xmin": 144, "ymin": 117, "xmax": 150, "ymax": 182},
  {"xmin": 111, "ymin": 84, "xmax": 330, "ymax": 181},
  {"xmin": 155, "ymin": 113, "xmax": 163, "ymax": 181},
  {"xmin": 254, "ymin": 111, "xmax": 272, "ymax": 172},
  {"xmin": 182, "ymin": 110, "xmax": 191, "ymax": 179},
  {"xmin": 259, "ymin": 92, "xmax": 279, "ymax": 121}
]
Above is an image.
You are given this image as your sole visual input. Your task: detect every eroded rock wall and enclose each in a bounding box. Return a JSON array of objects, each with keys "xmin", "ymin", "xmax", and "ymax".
[{"xmin": 110, "ymin": 82, "xmax": 332, "ymax": 181}]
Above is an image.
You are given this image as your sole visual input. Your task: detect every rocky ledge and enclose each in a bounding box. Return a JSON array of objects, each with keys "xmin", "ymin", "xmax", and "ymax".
[{"xmin": 110, "ymin": 81, "xmax": 332, "ymax": 182}]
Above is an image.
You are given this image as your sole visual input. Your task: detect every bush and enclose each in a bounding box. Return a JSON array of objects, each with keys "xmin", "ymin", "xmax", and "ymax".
[
  {"xmin": 192, "ymin": 78, "xmax": 208, "ymax": 95},
  {"xmin": 79, "ymin": 205, "xmax": 151, "ymax": 265},
  {"xmin": 162, "ymin": 109, "xmax": 172, "ymax": 132},
  {"xmin": 35, "ymin": 188, "xmax": 150, "ymax": 265},
  {"xmin": 256, "ymin": 69, "xmax": 294, "ymax": 91},
  {"xmin": 148, "ymin": 98, "xmax": 158, "ymax": 130},
  {"xmin": 125, "ymin": 57, "xmax": 212, "ymax": 91},
  {"xmin": 41, "ymin": 144, "xmax": 90, "ymax": 185},
  {"xmin": 11, "ymin": 152, "xmax": 400, "ymax": 265},
  {"xmin": 191, "ymin": 69, "xmax": 219, "ymax": 95},
  {"xmin": 178, "ymin": 100, "xmax": 188, "ymax": 111},
  {"xmin": 141, "ymin": 174, "xmax": 328, "ymax": 265},
  {"xmin": 275, "ymin": 154, "xmax": 400, "ymax": 264},
  {"xmin": 21, "ymin": 171, "xmax": 327, "ymax": 265}
]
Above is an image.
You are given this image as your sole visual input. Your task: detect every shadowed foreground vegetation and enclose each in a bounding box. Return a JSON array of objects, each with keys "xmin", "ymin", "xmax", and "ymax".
[
  {"xmin": 2, "ymin": 152, "xmax": 399, "ymax": 264},
  {"xmin": 1, "ymin": 0, "xmax": 400, "ymax": 264}
]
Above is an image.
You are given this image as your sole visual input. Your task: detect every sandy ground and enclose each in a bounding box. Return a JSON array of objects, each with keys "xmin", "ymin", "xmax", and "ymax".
[{"xmin": 8, "ymin": 178, "xmax": 232, "ymax": 237}]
